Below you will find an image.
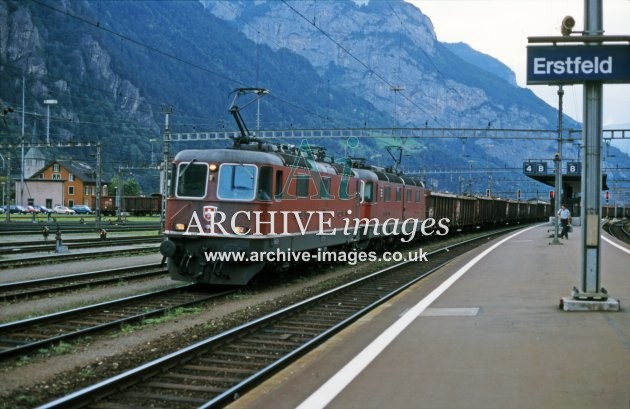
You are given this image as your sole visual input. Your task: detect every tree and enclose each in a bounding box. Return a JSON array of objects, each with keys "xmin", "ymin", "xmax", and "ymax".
[{"xmin": 111, "ymin": 176, "xmax": 142, "ymax": 196}]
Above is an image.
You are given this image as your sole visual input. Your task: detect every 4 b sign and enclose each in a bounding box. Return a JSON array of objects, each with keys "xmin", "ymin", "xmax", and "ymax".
[{"xmin": 523, "ymin": 162, "xmax": 547, "ymax": 174}]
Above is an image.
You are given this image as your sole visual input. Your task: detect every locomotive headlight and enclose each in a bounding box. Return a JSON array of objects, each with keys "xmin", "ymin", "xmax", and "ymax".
[
  {"xmin": 173, "ymin": 223, "xmax": 187, "ymax": 231},
  {"xmin": 233, "ymin": 225, "xmax": 250, "ymax": 235},
  {"xmin": 209, "ymin": 163, "xmax": 218, "ymax": 172}
]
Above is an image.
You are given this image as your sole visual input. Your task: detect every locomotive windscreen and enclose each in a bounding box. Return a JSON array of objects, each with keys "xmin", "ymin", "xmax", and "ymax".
[
  {"xmin": 176, "ymin": 161, "xmax": 208, "ymax": 198},
  {"xmin": 217, "ymin": 164, "xmax": 258, "ymax": 201}
]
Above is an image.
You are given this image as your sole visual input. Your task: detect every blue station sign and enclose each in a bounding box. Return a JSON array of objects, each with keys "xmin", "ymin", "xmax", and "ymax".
[{"xmin": 527, "ymin": 45, "xmax": 630, "ymax": 84}]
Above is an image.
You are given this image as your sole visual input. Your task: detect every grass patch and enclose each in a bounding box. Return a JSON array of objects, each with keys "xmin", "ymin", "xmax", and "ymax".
[
  {"xmin": 37, "ymin": 341, "xmax": 73, "ymax": 357},
  {"xmin": 142, "ymin": 307, "xmax": 202, "ymax": 326}
]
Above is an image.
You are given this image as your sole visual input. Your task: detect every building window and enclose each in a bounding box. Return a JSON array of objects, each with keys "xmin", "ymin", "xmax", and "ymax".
[
  {"xmin": 85, "ymin": 186, "xmax": 90, "ymax": 195},
  {"xmin": 53, "ymin": 173, "xmax": 61, "ymax": 180},
  {"xmin": 68, "ymin": 200, "xmax": 74, "ymax": 207},
  {"xmin": 68, "ymin": 186, "xmax": 75, "ymax": 195},
  {"xmin": 28, "ymin": 198, "xmax": 34, "ymax": 206},
  {"xmin": 53, "ymin": 163, "xmax": 60, "ymax": 172},
  {"xmin": 69, "ymin": 173, "xmax": 74, "ymax": 181}
]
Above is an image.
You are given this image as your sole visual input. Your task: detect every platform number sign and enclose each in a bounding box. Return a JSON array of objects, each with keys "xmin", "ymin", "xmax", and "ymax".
[
  {"xmin": 523, "ymin": 162, "xmax": 547, "ymax": 175},
  {"xmin": 566, "ymin": 162, "xmax": 581, "ymax": 175}
]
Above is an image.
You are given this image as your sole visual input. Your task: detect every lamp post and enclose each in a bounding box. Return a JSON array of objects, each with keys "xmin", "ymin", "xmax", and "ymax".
[
  {"xmin": 43, "ymin": 99, "xmax": 57, "ymax": 145},
  {"xmin": 551, "ymin": 86, "xmax": 564, "ymax": 245},
  {"xmin": 149, "ymin": 138, "xmax": 157, "ymax": 166}
]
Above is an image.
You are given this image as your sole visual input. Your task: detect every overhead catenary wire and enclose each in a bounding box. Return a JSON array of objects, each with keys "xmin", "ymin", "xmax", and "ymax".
[{"xmin": 279, "ymin": 0, "xmax": 446, "ymax": 128}]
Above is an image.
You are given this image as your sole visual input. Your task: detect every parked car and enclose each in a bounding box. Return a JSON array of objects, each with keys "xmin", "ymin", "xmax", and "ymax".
[
  {"xmin": 72, "ymin": 205, "xmax": 93, "ymax": 214},
  {"xmin": 0, "ymin": 206, "xmax": 4, "ymax": 214},
  {"xmin": 53, "ymin": 205, "xmax": 75, "ymax": 214},
  {"xmin": 34, "ymin": 205, "xmax": 53, "ymax": 214},
  {"xmin": 25, "ymin": 205, "xmax": 39, "ymax": 213},
  {"xmin": 7, "ymin": 205, "xmax": 28, "ymax": 214}
]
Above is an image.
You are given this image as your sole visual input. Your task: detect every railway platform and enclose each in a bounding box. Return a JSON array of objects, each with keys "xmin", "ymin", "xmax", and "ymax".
[{"xmin": 229, "ymin": 223, "xmax": 630, "ymax": 409}]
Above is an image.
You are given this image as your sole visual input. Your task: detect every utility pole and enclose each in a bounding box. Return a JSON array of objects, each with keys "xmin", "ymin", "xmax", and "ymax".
[
  {"xmin": 161, "ymin": 106, "xmax": 172, "ymax": 232},
  {"xmin": 95, "ymin": 142, "xmax": 102, "ymax": 230},
  {"xmin": 559, "ymin": 0, "xmax": 619, "ymax": 310},
  {"xmin": 578, "ymin": 0, "xmax": 605, "ymax": 299},
  {"xmin": 390, "ymin": 85, "xmax": 404, "ymax": 131},
  {"xmin": 5, "ymin": 155, "xmax": 10, "ymax": 222},
  {"xmin": 20, "ymin": 76, "xmax": 25, "ymax": 206},
  {"xmin": 551, "ymin": 86, "xmax": 564, "ymax": 245},
  {"xmin": 44, "ymin": 99, "xmax": 57, "ymax": 145}
]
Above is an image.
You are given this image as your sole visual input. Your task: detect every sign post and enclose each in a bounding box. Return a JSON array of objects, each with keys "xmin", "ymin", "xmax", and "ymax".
[{"xmin": 527, "ymin": 0, "xmax": 625, "ymax": 311}]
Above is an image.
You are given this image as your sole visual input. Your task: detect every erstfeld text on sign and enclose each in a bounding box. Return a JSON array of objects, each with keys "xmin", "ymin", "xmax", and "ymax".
[{"xmin": 527, "ymin": 44, "xmax": 630, "ymax": 84}]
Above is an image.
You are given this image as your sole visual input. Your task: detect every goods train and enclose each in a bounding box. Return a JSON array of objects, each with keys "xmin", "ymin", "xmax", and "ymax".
[
  {"xmin": 159, "ymin": 89, "xmax": 551, "ymax": 286},
  {"xmin": 88, "ymin": 195, "xmax": 161, "ymax": 216}
]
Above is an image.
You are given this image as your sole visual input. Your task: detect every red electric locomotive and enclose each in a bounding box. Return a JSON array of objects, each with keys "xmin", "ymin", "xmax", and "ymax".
[
  {"xmin": 159, "ymin": 142, "xmax": 428, "ymax": 285},
  {"xmin": 159, "ymin": 88, "xmax": 428, "ymax": 285}
]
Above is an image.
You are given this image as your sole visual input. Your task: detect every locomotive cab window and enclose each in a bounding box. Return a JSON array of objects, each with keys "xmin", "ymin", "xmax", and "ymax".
[
  {"xmin": 257, "ymin": 166, "xmax": 273, "ymax": 201},
  {"xmin": 176, "ymin": 161, "xmax": 208, "ymax": 198},
  {"xmin": 361, "ymin": 181, "xmax": 374, "ymax": 203},
  {"xmin": 217, "ymin": 164, "xmax": 257, "ymax": 201},
  {"xmin": 275, "ymin": 170, "xmax": 283, "ymax": 200}
]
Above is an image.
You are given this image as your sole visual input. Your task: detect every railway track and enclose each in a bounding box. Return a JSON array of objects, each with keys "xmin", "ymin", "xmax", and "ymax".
[
  {"xmin": 0, "ymin": 286, "xmax": 235, "ymax": 360},
  {"xmin": 0, "ymin": 263, "xmax": 167, "ymax": 301},
  {"xmin": 0, "ymin": 221, "xmax": 160, "ymax": 236},
  {"xmin": 0, "ymin": 246, "xmax": 159, "ymax": 270},
  {"xmin": 603, "ymin": 219, "xmax": 630, "ymax": 245},
  {"xmin": 37, "ymin": 227, "xmax": 519, "ymax": 409},
  {"xmin": 0, "ymin": 236, "xmax": 162, "ymax": 255}
]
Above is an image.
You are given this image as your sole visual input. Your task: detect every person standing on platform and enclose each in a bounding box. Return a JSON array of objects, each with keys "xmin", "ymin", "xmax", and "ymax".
[{"xmin": 557, "ymin": 204, "xmax": 571, "ymax": 239}]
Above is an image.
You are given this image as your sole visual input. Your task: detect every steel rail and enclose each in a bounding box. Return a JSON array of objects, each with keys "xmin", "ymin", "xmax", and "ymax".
[
  {"xmin": 0, "ymin": 236, "xmax": 162, "ymax": 255},
  {"xmin": 36, "ymin": 227, "xmax": 525, "ymax": 409},
  {"xmin": 0, "ymin": 285, "xmax": 235, "ymax": 360},
  {"xmin": 603, "ymin": 220, "xmax": 630, "ymax": 245},
  {"xmin": 0, "ymin": 223, "xmax": 160, "ymax": 235},
  {"xmin": 0, "ymin": 263, "xmax": 166, "ymax": 301},
  {"xmin": 0, "ymin": 246, "xmax": 159, "ymax": 269}
]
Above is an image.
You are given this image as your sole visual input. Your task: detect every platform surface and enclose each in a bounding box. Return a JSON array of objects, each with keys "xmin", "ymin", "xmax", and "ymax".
[{"xmin": 228, "ymin": 224, "xmax": 630, "ymax": 409}]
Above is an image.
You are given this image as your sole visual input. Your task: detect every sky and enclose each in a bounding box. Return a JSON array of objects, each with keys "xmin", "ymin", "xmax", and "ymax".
[{"xmin": 408, "ymin": 0, "xmax": 630, "ymax": 128}]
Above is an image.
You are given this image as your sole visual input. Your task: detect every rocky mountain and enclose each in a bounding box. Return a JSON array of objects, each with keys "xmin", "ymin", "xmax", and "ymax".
[
  {"xmin": 0, "ymin": 0, "xmax": 626, "ymax": 196},
  {"xmin": 443, "ymin": 42, "xmax": 517, "ymax": 87},
  {"xmin": 203, "ymin": 0, "xmax": 541, "ymax": 127}
]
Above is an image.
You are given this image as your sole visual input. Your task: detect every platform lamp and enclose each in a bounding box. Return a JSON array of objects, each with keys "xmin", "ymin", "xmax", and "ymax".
[{"xmin": 44, "ymin": 99, "xmax": 57, "ymax": 145}]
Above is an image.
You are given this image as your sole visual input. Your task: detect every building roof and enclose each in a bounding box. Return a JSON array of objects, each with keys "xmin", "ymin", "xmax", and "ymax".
[
  {"xmin": 57, "ymin": 160, "xmax": 97, "ymax": 182},
  {"xmin": 526, "ymin": 173, "xmax": 609, "ymax": 190},
  {"xmin": 29, "ymin": 159, "xmax": 103, "ymax": 183},
  {"xmin": 25, "ymin": 147, "xmax": 46, "ymax": 160}
]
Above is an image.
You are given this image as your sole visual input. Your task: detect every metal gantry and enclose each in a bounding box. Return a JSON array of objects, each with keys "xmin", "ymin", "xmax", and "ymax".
[
  {"xmin": 168, "ymin": 127, "xmax": 630, "ymax": 143},
  {"xmin": 169, "ymin": 127, "xmax": 563, "ymax": 142}
]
